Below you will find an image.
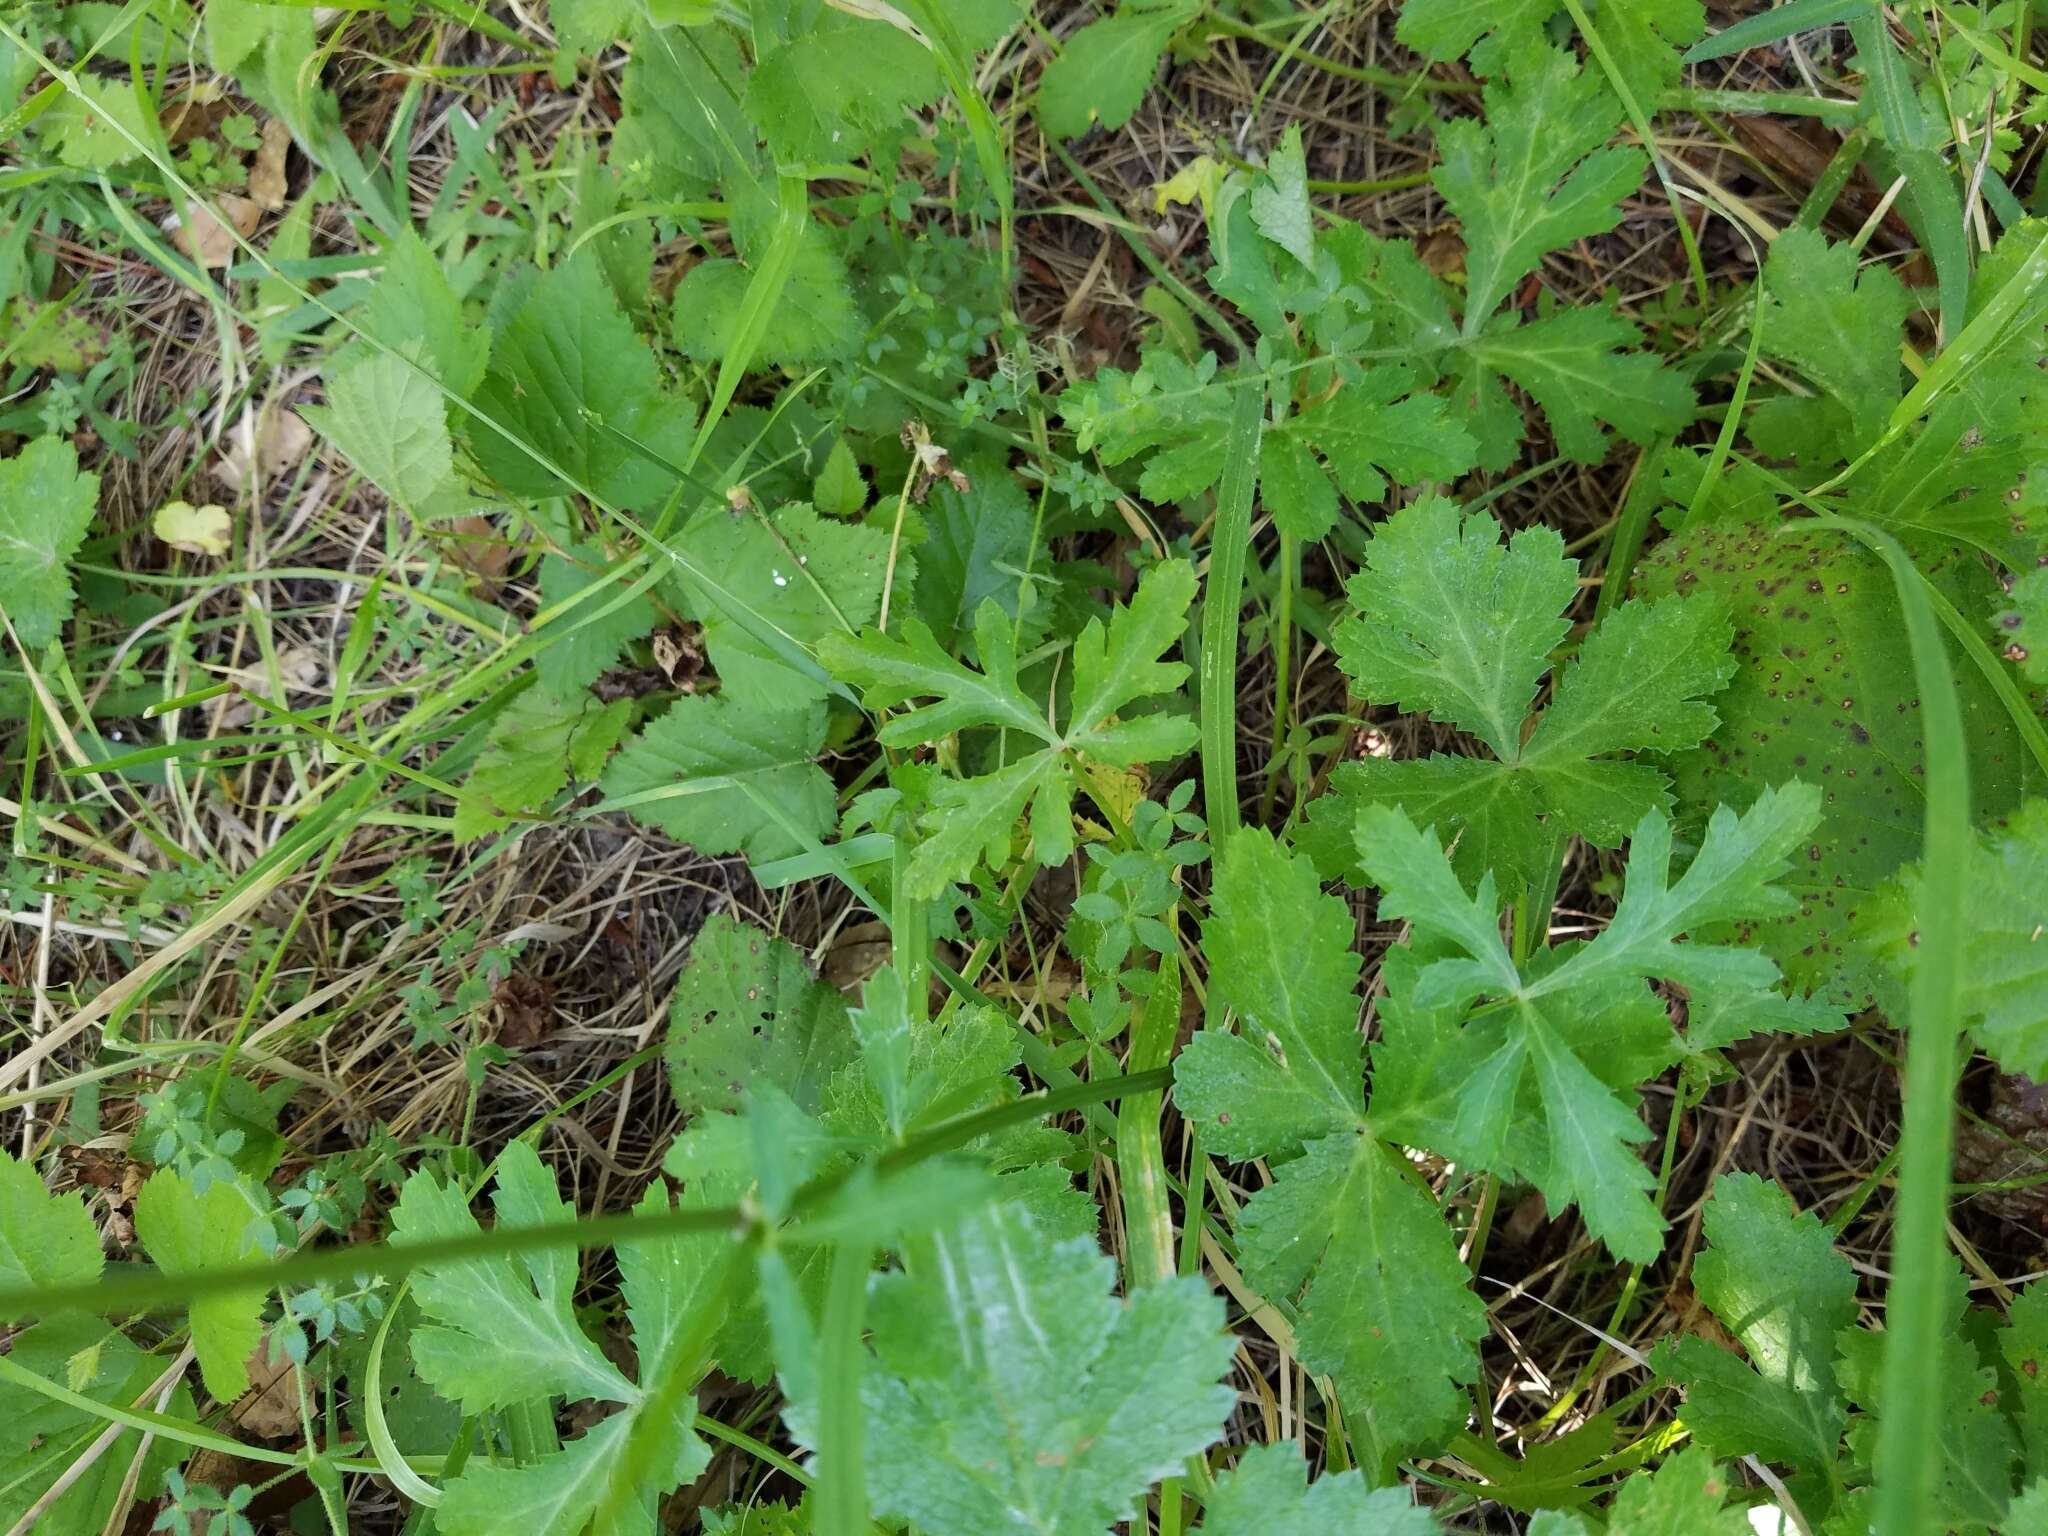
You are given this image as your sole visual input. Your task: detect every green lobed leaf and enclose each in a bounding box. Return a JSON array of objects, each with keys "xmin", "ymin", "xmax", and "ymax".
[
  {"xmin": 1198, "ymin": 1444, "xmax": 1439, "ymax": 1533},
  {"xmin": 1431, "ymin": 47, "xmax": 1646, "ymax": 327},
  {"xmin": 1333, "ymin": 496, "xmax": 1576, "ymax": 762},
  {"xmin": 131, "ymin": 1171, "xmax": 267, "ymax": 1403},
  {"xmin": 1754, "ymin": 227, "xmax": 1912, "ymax": 455},
  {"xmin": 0, "ymin": 437, "xmax": 99, "ymax": 651},
  {"xmin": 1397, "ymin": 0, "xmax": 1704, "ymax": 101},
  {"xmin": 1652, "ymin": 1173, "xmax": 1856, "ymax": 1473},
  {"xmin": 1861, "ymin": 799, "xmax": 2048, "ymax": 1078},
  {"xmin": 454, "ymin": 690, "xmax": 633, "ymax": 842},
  {"xmin": 861, "ymin": 1203, "xmax": 1235, "ymax": 1535},
  {"xmin": 1237, "ymin": 1133, "xmax": 1488, "ymax": 1471},
  {"xmin": 0, "ymin": 1150, "xmax": 102, "ymax": 1323},
  {"xmin": 1038, "ymin": 1, "xmax": 1196, "ymax": 142},
  {"xmin": 1175, "ymin": 828, "xmax": 1366, "ymax": 1156}
]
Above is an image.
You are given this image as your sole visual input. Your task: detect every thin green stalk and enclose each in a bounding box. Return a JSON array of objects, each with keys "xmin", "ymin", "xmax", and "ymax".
[
  {"xmin": 0, "ymin": 1068, "xmax": 1173, "ymax": 1319},
  {"xmin": 1258, "ymin": 533, "xmax": 1298, "ymax": 828},
  {"xmin": 815, "ymin": 1241, "xmax": 874, "ymax": 1536},
  {"xmin": 1199, "ymin": 387, "xmax": 1266, "ymax": 837},
  {"xmin": 1118, "ymin": 945, "xmax": 1183, "ymax": 1289},
  {"xmin": 1808, "ymin": 519, "xmax": 1967, "ymax": 1536}
]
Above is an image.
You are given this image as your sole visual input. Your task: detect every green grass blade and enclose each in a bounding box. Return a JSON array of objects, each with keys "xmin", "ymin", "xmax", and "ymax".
[
  {"xmin": 1849, "ymin": 11, "xmax": 1968, "ymax": 336},
  {"xmin": 1199, "ymin": 384, "xmax": 1265, "ymax": 837},
  {"xmin": 1808, "ymin": 517, "xmax": 1967, "ymax": 1536}
]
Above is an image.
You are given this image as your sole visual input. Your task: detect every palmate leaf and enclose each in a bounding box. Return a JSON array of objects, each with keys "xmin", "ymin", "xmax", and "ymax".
[
  {"xmin": 1397, "ymin": 0, "xmax": 1705, "ymax": 101},
  {"xmin": 1265, "ymin": 370, "xmax": 1479, "ymax": 540},
  {"xmin": 820, "ymin": 561, "xmax": 1200, "ymax": 897},
  {"xmin": 861, "ymin": 1202, "xmax": 1235, "ymax": 1536},
  {"xmin": 1198, "ymin": 1444, "xmax": 1439, "ymax": 1533},
  {"xmin": 1653, "ymin": 1174, "xmax": 1856, "ymax": 1476},
  {"xmin": 392, "ymin": 1143, "xmax": 726, "ymax": 1536},
  {"xmin": 1360, "ymin": 792, "xmax": 1832, "ymax": 1260},
  {"xmin": 0, "ymin": 437, "xmax": 98, "ymax": 651},
  {"xmin": 1304, "ymin": 497, "xmax": 1734, "ymax": 901},
  {"xmin": 1432, "ymin": 47, "xmax": 1648, "ymax": 326},
  {"xmin": 1749, "ymin": 228, "xmax": 1912, "ymax": 458},
  {"xmin": 1173, "ymin": 832, "xmax": 1485, "ymax": 1468}
]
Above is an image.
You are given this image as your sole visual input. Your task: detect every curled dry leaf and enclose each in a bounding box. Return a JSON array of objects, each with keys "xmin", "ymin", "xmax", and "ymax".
[
  {"xmin": 217, "ymin": 400, "xmax": 316, "ymax": 496},
  {"xmin": 248, "ymin": 116, "xmax": 292, "ymax": 212},
  {"xmin": 166, "ymin": 194, "xmax": 262, "ymax": 269}
]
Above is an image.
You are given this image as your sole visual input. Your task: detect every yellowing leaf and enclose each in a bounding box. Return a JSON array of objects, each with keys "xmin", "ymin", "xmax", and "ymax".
[{"xmin": 152, "ymin": 501, "xmax": 233, "ymax": 557}]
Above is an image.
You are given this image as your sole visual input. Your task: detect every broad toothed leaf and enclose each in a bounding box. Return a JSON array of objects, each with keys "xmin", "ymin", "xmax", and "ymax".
[
  {"xmin": 0, "ymin": 438, "xmax": 99, "ymax": 651},
  {"xmin": 131, "ymin": 1171, "xmax": 267, "ymax": 1403},
  {"xmin": 1200, "ymin": 1444, "xmax": 1440, "ymax": 1533},
  {"xmin": 1652, "ymin": 1173, "xmax": 1854, "ymax": 1473},
  {"xmin": 1397, "ymin": 0, "xmax": 1704, "ymax": 101},
  {"xmin": 0, "ymin": 1150, "xmax": 102, "ymax": 1322},
  {"xmin": 862, "ymin": 1204, "xmax": 1235, "ymax": 1536},
  {"xmin": 665, "ymin": 914, "xmax": 853, "ymax": 1119},
  {"xmin": 600, "ymin": 694, "xmax": 836, "ymax": 862}
]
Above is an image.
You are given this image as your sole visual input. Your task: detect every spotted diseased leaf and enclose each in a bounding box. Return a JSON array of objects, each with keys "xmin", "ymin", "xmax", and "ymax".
[
  {"xmin": 1995, "ymin": 565, "xmax": 2048, "ymax": 685},
  {"xmin": 820, "ymin": 562, "xmax": 1200, "ymax": 896},
  {"xmin": 862, "ymin": 1203, "xmax": 1235, "ymax": 1536},
  {"xmin": 1635, "ymin": 522, "xmax": 2036, "ymax": 1002},
  {"xmin": 1174, "ymin": 832, "xmax": 1485, "ymax": 1469},
  {"xmin": 1652, "ymin": 1173, "xmax": 1856, "ymax": 1474},
  {"xmin": 1307, "ymin": 498, "xmax": 1732, "ymax": 900},
  {"xmin": 665, "ymin": 914, "xmax": 853, "ymax": 1119},
  {"xmin": 0, "ymin": 437, "xmax": 98, "ymax": 651},
  {"xmin": 599, "ymin": 693, "xmax": 836, "ymax": 862}
]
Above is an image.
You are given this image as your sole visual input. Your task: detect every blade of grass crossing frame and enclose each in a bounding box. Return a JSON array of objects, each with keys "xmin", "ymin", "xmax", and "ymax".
[
  {"xmin": 1807, "ymin": 518, "xmax": 1967, "ymax": 1536},
  {"xmin": 815, "ymin": 1240, "xmax": 873, "ymax": 1536},
  {"xmin": 1849, "ymin": 10, "xmax": 1968, "ymax": 337},
  {"xmin": 1558, "ymin": 0, "xmax": 1711, "ymax": 312},
  {"xmin": 1199, "ymin": 385, "xmax": 1265, "ymax": 837}
]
